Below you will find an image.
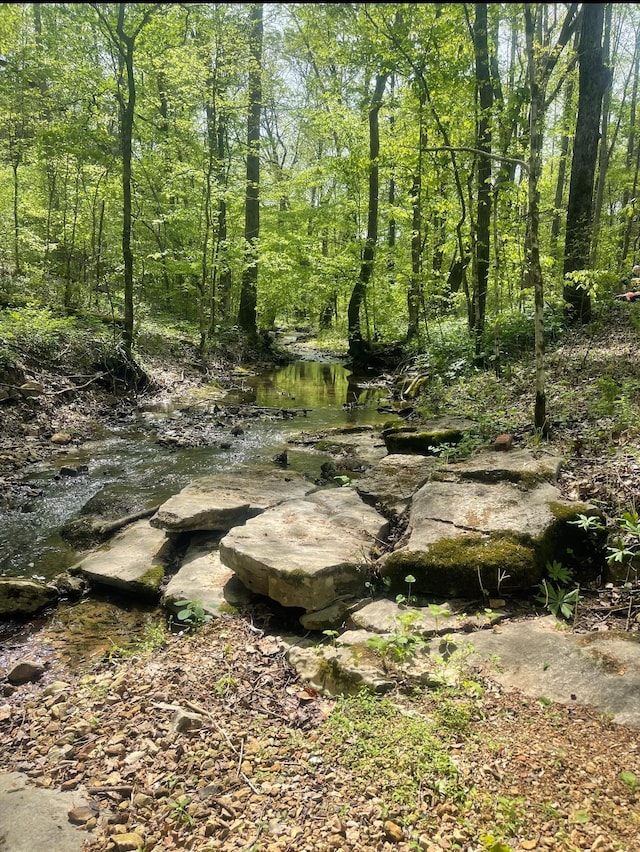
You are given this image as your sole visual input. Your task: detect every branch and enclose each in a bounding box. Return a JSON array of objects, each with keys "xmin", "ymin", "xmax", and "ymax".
[{"xmin": 423, "ymin": 146, "xmax": 529, "ymax": 173}]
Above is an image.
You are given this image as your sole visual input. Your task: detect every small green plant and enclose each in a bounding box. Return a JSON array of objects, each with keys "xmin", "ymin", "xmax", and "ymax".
[
  {"xmin": 168, "ymin": 796, "xmax": 194, "ymax": 826},
  {"xmin": 427, "ymin": 602, "xmax": 451, "ymax": 632},
  {"xmin": 322, "ymin": 629, "xmax": 340, "ymax": 647},
  {"xmin": 366, "ymin": 611, "xmax": 425, "ymax": 671},
  {"xmin": 334, "ymin": 474, "xmax": 352, "ymax": 487},
  {"xmin": 536, "ymin": 561, "xmax": 580, "ymax": 621},
  {"xmin": 619, "ymin": 770, "xmax": 639, "ymax": 792},
  {"xmin": 396, "ymin": 574, "xmax": 417, "ymax": 606},
  {"xmin": 536, "ymin": 578, "xmax": 580, "ymax": 621},
  {"xmin": 173, "ymin": 598, "xmax": 214, "ymax": 630}
]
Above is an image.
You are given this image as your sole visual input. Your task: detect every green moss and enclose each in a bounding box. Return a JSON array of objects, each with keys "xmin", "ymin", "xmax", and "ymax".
[
  {"xmin": 383, "ymin": 428, "xmax": 464, "ymax": 455},
  {"xmin": 541, "ymin": 503, "xmax": 606, "ymax": 584},
  {"xmin": 132, "ymin": 564, "xmax": 165, "ymax": 596},
  {"xmin": 548, "ymin": 501, "xmax": 595, "ymax": 522},
  {"xmin": 382, "ymin": 534, "xmax": 539, "ymax": 597}
]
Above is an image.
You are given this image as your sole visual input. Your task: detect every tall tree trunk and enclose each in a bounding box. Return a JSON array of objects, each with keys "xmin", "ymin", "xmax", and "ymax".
[
  {"xmin": 118, "ymin": 11, "xmax": 136, "ymax": 355},
  {"xmin": 590, "ymin": 3, "xmax": 612, "ymax": 263},
  {"xmin": 551, "ymin": 59, "xmax": 576, "ymax": 260},
  {"xmin": 562, "ymin": 2, "xmax": 611, "ymax": 324},
  {"xmin": 620, "ymin": 28, "xmax": 640, "ymax": 264},
  {"xmin": 407, "ymin": 94, "xmax": 426, "ymax": 342},
  {"xmin": 524, "ymin": 3, "xmax": 580, "ymax": 432},
  {"xmin": 473, "ymin": 3, "xmax": 492, "ymax": 362},
  {"xmin": 238, "ymin": 3, "xmax": 263, "ymax": 338},
  {"xmin": 347, "ymin": 72, "xmax": 387, "ymax": 364}
]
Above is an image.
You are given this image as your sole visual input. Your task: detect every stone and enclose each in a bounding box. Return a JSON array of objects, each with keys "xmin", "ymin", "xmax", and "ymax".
[
  {"xmin": 162, "ymin": 536, "xmax": 254, "ymax": 615},
  {"xmin": 112, "ymin": 833, "xmax": 146, "ymax": 852},
  {"xmin": 51, "ymin": 432, "xmax": 73, "ymax": 445},
  {"xmin": 151, "ymin": 466, "xmax": 316, "ymax": 532},
  {"xmin": 0, "ymin": 577, "xmax": 57, "ymax": 617},
  {"xmin": 441, "ymin": 448, "xmax": 563, "ymax": 485},
  {"xmin": 299, "ymin": 599, "xmax": 360, "ymax": 631},
  {"xmin": 355, "ymin": 453, "xmax": 439, "ymax": 516},
  {"xmin": 379, "ymin": 479, "xmax": 602, "ymax": 597},
  {"xmin": 381, "ymin": 416, "xmax": 477, "ymax": 455},
  {"xmin": 219, "ymin": 488, "xmax": 389, "ymax": 611},
  {"xmin": 70, "ymin": 519, "xmax": 173, "ymax": 598},
  {"xmin": 19, "ymin": 380, "xmax": 44, "ymax": 397},
  {"xmin": 492, "ymin": 433, "xmax": 514, "ymax": 451},
  {"xmin": 7, "ymin": 659, "xmax": 45, "ymax": 685},
  {"xmin": 0, "ymin": 772, "xmax": 91, "ymax": 851},
  {"xmin": 454, "ymin": 616, "xmax": 640, "ymax": 727}
]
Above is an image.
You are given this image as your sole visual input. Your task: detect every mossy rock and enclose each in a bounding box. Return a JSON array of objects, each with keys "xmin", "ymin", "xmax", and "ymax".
[
  {"xmin": 382, "ymin": 427, "xmax": 464, "ymax": 455},
  {"xmin": 382, "ymin": 417, "xmax": 477, "ymax": 456},
  {"xmin": 129, "ymin": 564, "xmax": 165, "ymax": 597},
  {"xmin": 538, "ymin": 502, "xmax": 606, "ymax": 584},
  {"xmin": 380, "ymin": 533, "xmax": 540, "ymax": 598}
]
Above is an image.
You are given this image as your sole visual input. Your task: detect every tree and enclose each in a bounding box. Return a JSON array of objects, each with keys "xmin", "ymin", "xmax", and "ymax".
[
  {"xmin": 238, "ymin": 3, "xmax": 263, "ymax": 339},
  {"xmin": 347, "ymin": 72, "xmax": 388, "ymax": 364},
  {"xmin": 524, "ymin": 2, "xmax": 580, "ymax": 431},
  {"xmin": 472, "ymin": 3, "xmax": 492, "ymax": 361},
  {"xmin": 91, "ymin": 2, "xmax": 159, "ymax": 356},
  {"xmin": 563, "ymin": 2, "xmax": 611, "ymax": 324}
]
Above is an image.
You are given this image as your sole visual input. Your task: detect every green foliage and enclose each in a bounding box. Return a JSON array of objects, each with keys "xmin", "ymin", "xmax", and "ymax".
[
  {"xmin": 536, "ymin": 561, "xmax": 580, "ymax": 621},
  {"xmin": 366, "ymin": 610, "xmax": 426, "ymax": 669},
  {"xmin": 395, "ymin": 574, "xmax": 417, "ymax": 606},
  {"xmin": 172, "ymin": 599, "xmax": 214, "ymax": 631},
  {"xmin": 322, "ymin": 689, "xmax": 465, "ymax": 808}
]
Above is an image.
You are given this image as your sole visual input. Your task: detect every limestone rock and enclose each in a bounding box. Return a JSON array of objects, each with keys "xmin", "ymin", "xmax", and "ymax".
[
  {"xmin": 0, "ymin": 577, "xmax": 57, "ymax": 616},
  {"xmin": 162, "ymin": 535, "xmax": 254, "ymax": 615},
  {"xmin": 70, "ymin": 519, "xmax": 173, "ymax": 598},
  {"xmin": 355, "ymin": 453, "xmax": 439, "ymax": 516},
  {"xmin": 151, "ymin": 467, "xmax": 316, "ymax": 532},
  {"xmin": 440, "ymin": 448, "xmax": 563, "ymax": 485},
  {"xmin": 219, "ymin": 488, "xmax": 389, "ymax": 611},
  {"xmin": 381, "ymin": 416, "xmax": 477, "ymax": 455},
  {"xmin": 379, "ymin": 479, "xmax": 602, "ymax": 597},
  {"xmin": 7, "ymin": 659, "xmax": 45, "ymax": 685}
]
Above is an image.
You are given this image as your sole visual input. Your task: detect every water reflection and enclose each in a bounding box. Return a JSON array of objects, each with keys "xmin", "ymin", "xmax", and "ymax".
[{"xmin": 0, "ymin": 359, "xmax": 390, "ymax": 581}]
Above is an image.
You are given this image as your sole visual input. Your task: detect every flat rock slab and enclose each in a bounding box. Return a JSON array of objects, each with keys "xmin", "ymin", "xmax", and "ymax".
[
  {"xmin": 455, "ymin": 617, "xmax": 640, "ymax": 728},
  {"xmin": 284, "ymin": 614, "xmax": 640, "ymax": 728},
  {"xmin": 0, "ymin": 772, "xmax": 90, "ymax": 851},
  {"xmin": 151, "ymin": 467, "xmax": 316, "ymax": 532},
  {"xmin": 380, "ymin": 479, "xmax": 599, "ymax": 596},
  {"xmin": 415, "ymin": 479, "xmax": 568, "ymax": 542},
  {"xmin": 355, "ymin": 453, "xmax": 439, "ymax": 516},
  {"xmin": 163, "ymin": 536, "xmax": 254, "ymax": 614},
  {"xmin": 441, "ymin": 448, "xmax": 564, "ymax": 484},
  {"xmin": 219, "ymin": 488, "xmax": 389, "ymax": 611},
  {"xmin": 71, "ymin": 519, "xmax": 172, "ymax": 597}
]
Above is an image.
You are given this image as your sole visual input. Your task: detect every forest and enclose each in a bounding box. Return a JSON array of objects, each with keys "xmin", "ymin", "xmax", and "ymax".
[
  {"xmin": 1, "ymin": 3, "xmax": 638, "ymax": 416},
  {"xmin": 4, "ymin": 7, "xmax": 640, "ymax": 851}
]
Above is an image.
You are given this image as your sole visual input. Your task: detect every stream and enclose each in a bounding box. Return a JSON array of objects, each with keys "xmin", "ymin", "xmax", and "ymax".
[{"xmin": 0, "ymin": 355, "xmax": 395, "ymax": 668}]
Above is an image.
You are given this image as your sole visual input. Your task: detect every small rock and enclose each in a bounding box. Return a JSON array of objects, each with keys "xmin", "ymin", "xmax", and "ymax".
[
  {"xmin": 492, "ymin": 433, "xmax": 514, "ymax": 451},
  {"xmin": 51, "ymin": 432, "xmax": 73, "ymax": 445},
  {"xmin": 383, "ymin": 820, "xmax": 404, "ymax": 842},
  {"xmin": 7, "ymin": 659, "xmax": 45, "ymax": 685},
  {"xmin": 68, "ymin": 805, "xmax": 96, "ymax": 825},
  {"xmin": 172, "ymin": 709, "xmax": 204, "ymax": 733},
  {"xmin": 111, "ymin": 833, "xmax": 145, "ymax": 852}
]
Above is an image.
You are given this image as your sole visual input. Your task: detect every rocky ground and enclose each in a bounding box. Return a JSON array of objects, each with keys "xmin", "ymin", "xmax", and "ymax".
[
  {"xmin": 1, "ymin": 326, "xmax": 640, "ymax": 851},
  {"xmin": 1, "ymin": 612, "xmax": 639, "ymax": 852}
]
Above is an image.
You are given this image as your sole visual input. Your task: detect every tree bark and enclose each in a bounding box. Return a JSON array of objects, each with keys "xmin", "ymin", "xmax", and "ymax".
[
  {"xmin": 473, "ymin": 3, "xmax": 492, "ymax": 362},
  {"xmin": 348, "ymin": 72, "xmax": 387, "ymax": 363},
  {"xmin": 562, "ymin": 2, "xmax": 611, "ymax": 324},
  {"xmin": 238, "ymin": 3, "xmax": 263, "ymax": 339}
]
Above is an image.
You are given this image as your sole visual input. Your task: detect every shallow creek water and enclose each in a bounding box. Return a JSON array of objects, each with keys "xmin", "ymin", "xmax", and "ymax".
[{"xmin": 0, "ymin": 357, "xmax": 394, "ymax": 669}]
